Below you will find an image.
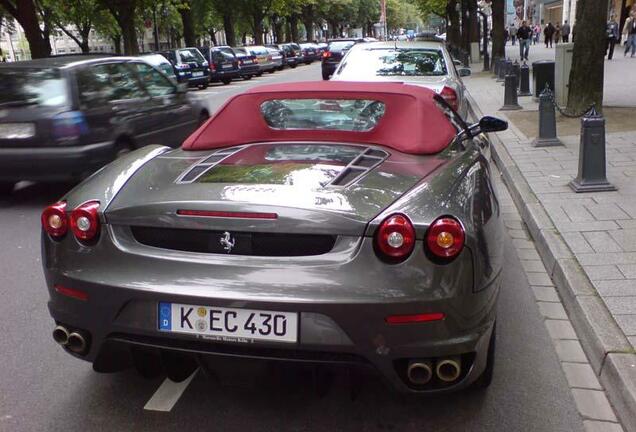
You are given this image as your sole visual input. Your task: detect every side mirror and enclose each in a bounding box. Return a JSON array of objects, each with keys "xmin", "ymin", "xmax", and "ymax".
[
  {"xmin": 478, "ymin": 116, "xmax": 508, "ymax": 133},
  {"xmin": 176, "ymin": 82, "xmax": 188, "ymax": 94},
  {"xmin": 458, "ymin": 67, "xmax": 471, "ymax": 77}
]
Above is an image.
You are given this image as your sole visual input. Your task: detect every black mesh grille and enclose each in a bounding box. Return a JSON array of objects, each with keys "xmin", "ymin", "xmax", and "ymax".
[{"xmin": 131, "ymin": 226, "xmax": 337, "ymax": 256}]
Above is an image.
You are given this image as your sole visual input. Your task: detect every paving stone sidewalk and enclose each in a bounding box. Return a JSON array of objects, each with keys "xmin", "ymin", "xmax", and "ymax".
[{"xmin": 463, "ymin": 58, "xmax": 636, "ymax": 431}]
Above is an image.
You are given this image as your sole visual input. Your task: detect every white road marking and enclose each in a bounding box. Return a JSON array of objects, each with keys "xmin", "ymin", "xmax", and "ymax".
[{"xmin": 143, "ymin": 369, "xmax": 198, "ymax": 412}]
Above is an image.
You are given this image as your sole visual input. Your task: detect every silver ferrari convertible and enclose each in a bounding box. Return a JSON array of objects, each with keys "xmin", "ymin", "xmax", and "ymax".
[{"xmin": 42, "ymin": 81, "xmax": 507, "ymax": 393}]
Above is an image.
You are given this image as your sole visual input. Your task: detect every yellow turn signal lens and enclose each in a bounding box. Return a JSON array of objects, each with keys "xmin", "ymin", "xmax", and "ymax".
[{"xmin": 436, "ymin": 231, "xmax": 454, "ymax": 249}]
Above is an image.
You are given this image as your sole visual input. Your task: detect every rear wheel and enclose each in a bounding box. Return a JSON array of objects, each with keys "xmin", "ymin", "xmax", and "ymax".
[
  {"xmin": 0, "ymin": 182, "xmax": 14, "ymax": 195},
  {"xmin": 290, "ymin": 63, "xmax": 297, "ymax": 69},
  {"xmin": 198, "ymin": 83, "xmax": 208, "ymax": 90},
  {"xmin": 472, "ymin": 322, "xmax": 496, "ymax": 389},
  {"xmin": 221, "ymin": 78, "xmax": 231, "ymax": 85},
  {"xmin": 268, "ymin": 69, "xmax": 275, "ymax": 74},
  {"xmin": 257, "ymin": 72, "xmax": 263, "ymax": 77},
  {"xmin": 243, "ymin": 74, "xmax": 252, "ymax": 80}
]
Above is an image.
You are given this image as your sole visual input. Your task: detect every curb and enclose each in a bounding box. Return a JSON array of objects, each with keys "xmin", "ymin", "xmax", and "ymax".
[{"xmin": 465, "ymin": 91, "xmax": 636, "ymax": 432}]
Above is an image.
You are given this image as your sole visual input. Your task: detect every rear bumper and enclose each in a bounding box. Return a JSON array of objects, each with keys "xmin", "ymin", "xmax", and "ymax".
[
  {"xmin": 239, "ymin": 65, "xmax": 260, "ymax": 76},
  {"xmin": 187, "ymin": 75, "xmax": 210, "ymax": 87},
  {"xmin": 43, "ymin": 230, "xmax": 500, "ymax": 393},
  {"xmin": 322, "ymin": 62, "xmax": 339, "ymax": 75},
  {"xmin": 0, "ymin": 141, "xmax": 114, "ymax": 181},
  {"xmin": 210, "ymin": 70, "xmax": 240, "ymax": 81}
]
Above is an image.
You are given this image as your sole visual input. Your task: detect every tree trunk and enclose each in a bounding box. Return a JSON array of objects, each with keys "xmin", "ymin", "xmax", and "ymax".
[
  {"xmin": 567, "ymin": 0, "xmax": 606, "ymax": 113},
  {"xmin": 112, "ymin": 35, "xmax": 121, "ymax": 54},
  {"xmin": 252, "ymin": 11, "xmax": 264, "ymax": 44},
  {"xmin": 491, "ymin": 0, "xmax": 505, "ymax": 58},
  {"xmin": 209, "ymin": 29, "xmax": 217, "ymax": 46},
  {"xmin": 469, "ymin": 0, "xmax": 479, "ymax": 43},
  {"xmin": 223, "ymin": 13, "xmax": 236, "ymax": 46},
  {"xmin": 107, "ymin": 1, "xmax": 138, "ymax": 55},
  {"xmin": 301, "ymin": 5, "xmax": 314, "ymax": 41},
  {"xmin": 179, "ymin": 4, "xmax": 196, "ymax": 47},
  {"xmin": 446, "ymin": 1, "xmax": 461, "ymax": 48},
  {"xmin": 460, "ymin": 0, "xmax": 470, "ymax": 51},
  {"xmin": 0, "ymin": 0, "xmax": 50, "ymax": 58},
  {"xmin": 289, "ymin": 14, "xmax": 299, "ymax": 41},
  {"xmin": 284, "ymin": 21, "xmax": 292, "ymax": 42},
  {"xmin": 273, "ymin": 17, "xmax": 285, "ymax": 43}
]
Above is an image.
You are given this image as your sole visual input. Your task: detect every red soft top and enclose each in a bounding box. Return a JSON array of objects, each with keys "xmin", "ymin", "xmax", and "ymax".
[{"xmin": 182, "ymin": 81, "xmax": 457, "ymax": 155}]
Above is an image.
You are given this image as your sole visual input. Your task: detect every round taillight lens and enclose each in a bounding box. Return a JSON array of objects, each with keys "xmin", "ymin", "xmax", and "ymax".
[
  {"xmin": 41, "ymin": 201, "xmax": 68, "ymax": 238},
  {"xmin": 70, "ymin": 201, "xmax": 100, "ymax": 241},
  {"xmin": 375, "ymin": 214, "xmax": 415, "ymax": 262},
  {"xmin": 426, "ymin": 217, "xmax": 465, "ymax": 260}
]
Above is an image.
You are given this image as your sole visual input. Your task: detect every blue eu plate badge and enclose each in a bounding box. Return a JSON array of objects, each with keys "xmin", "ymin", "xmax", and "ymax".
[{"xmin": 159, "ymin": 302, "xmax": 172, "ymax": 331}]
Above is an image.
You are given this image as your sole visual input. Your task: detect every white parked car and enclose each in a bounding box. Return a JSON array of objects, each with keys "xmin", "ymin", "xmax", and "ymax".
[{"xmin": 331, "ymin": 41, "xmax": 471, "ymax": 119}]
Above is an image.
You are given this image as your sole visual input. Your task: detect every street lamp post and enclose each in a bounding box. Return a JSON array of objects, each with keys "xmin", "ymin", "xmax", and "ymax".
[{"xmin": 478, "ymin": 10, "xmax": 490, "ymax": 71}]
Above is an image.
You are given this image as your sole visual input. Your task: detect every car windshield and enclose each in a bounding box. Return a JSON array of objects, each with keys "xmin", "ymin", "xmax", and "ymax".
[
  {"xmin": 328, "ymin": 41, "xmax": 355, "ymax": 51},
  {"xmin": 178, "ymin": 48, "xmax": 205, "ymax": 63},
  {"xmin": 260, "ymin": 99, "xmax": 385, "ymax": 132},
  {"xmin": 338, "ymin": 48, "xmax": 448, "ymax": 78},
  {"xmin": 0, "ymin": 68, "xmax": 67, "ymax": 107}
]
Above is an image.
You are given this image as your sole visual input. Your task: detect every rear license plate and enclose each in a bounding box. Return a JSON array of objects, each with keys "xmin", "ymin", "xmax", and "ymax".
[
  {"xmin": 222, "ymin": 64, "xmax": 233, "ymax": 69},
  {"xmin": 192, "ymin": 71, "xmax": 204, "ymax": 77},
  {"xmin": 243, "ymin": 60, "xmax": 253, "ymax": 64},
  {"xmin": 0, "ymin": 123, "xmax": 35, "ymax": 139},
  {"xmin": 158, "ymin": 302, "xmax": 298, "ymax": 343}
]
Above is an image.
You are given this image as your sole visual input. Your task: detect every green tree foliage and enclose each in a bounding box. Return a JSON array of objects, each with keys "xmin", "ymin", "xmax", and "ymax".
[
  {"xmin": 43, "ymin": 0, "xmax": 100, "ymax": 53},
  {"xmin": 0, "ymin": 0, "xmax": 51, "ymax": 58}
]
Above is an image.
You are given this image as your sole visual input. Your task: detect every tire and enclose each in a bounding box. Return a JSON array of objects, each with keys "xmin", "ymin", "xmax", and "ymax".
[
  {"xmin": 221, "ymin": 78, "xmax": 231, "ymax": 85},
  {"xmin": 257, "ymin": 72, "xmax": 263, "ymax": 77},
  {"xmin": 0, "ymin": 182, "xmax": 14, "ymax": 195},
  {"xmin": 243, "ymin": 75, "xmax": 252, "ymax": 80},
  {"xmin": 290, "ymin": 64, "xmax": 297, "ymax": 69},
  {"xmin": 200, "ymin": 83, "xmax": 208, "ymax": 89},
  {"xmin": 322, "ymin": 70, "xmax": 330, "ymax": 80},
  {"xmin": 268, "ymin": 69, "xmax": 275, "ymax": 74},
  {"xmin": 472, "ymin": 322, "xmax": 496, "ymax": 389}
]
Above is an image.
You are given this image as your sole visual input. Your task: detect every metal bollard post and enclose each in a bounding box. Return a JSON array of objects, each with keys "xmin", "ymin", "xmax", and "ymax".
[
  {"xmin": 505, "ymin": 60, "xmax": 520, "ymax": 87},
  {"xmin": 568, "ymin": 107, "xmax": 617, "ymax": 192},
  {"xmin": 531, "ymin": 86, "xmax": 562, "ymax": 147},
  {"xmin": 500, "ymin": 74, "xmax": 522, "ymax": 110},
  {"xmin": 497, "ymin": 59, "xmax": 510, "ymax": 82},
  {"xmin": 492, "ymin": 57, "xmax": 500, "ymax": 78},
  {"xmin": 519, "ymin": 62, "xmax": 532, "ymax": 96}
]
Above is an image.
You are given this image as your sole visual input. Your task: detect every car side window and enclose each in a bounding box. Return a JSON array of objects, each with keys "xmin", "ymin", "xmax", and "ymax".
[
  {"xmin": 131, "ymin": 62, "xmax": 175, "ymax": 97},
  {"xmin": 76, "ymin": 63, "xmax": 146, "ymax": 107}
]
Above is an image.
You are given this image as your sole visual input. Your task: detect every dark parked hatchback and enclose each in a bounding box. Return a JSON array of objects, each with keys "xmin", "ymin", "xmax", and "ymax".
[
  {"xmin": 199, "ymin": 46, "xmax": 240, "ymax": 85},
  {"xmin": 321, "ymin": 39, "xmax": 362, "ymax": 80},
  {"xmin": 0, "ymin": 56, "xmax": 208, "ymax": 193},
  {"xmin": 160, "ymin": 48, "xmax": 209, "ymax": 88}
]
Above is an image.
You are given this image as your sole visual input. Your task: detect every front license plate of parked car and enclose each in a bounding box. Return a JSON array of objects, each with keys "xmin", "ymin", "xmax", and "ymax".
[
  {"xmin": 158, "ymin": 302, "xmax": 298, "ymax": 343},
  {"xmin": 192, "ymin": 71, "xmax": 204, "ymax": 77}
]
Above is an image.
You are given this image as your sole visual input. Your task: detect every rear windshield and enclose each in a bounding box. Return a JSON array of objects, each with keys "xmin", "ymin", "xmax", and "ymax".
[
  {"xmin": 178, "ymin": 48, "xmax": 205, "ymax": 63},
  {"xmin": 328, "ymin": 41, "xmax": 355, "ymax": 51},
  {"xmin": 260, "ymin": 99, "xmax": 385, "ymax": 132},
  {"xmin": 0, "ymin": 68, "xmax": 68, "ymax": 107},
  {"xmin": 338, "ymin": 48, "xmax": 448, "ymax": 78}
]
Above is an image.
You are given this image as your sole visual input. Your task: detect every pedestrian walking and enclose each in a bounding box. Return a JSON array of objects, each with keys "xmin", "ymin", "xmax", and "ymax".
[
  {"xmin": 534, "ymin": 24, "xmax": 541, "ymax": 44},
  {"xmin": 554, "ymin": 24, "xmax": 561, "ymax": 45},
  {"xmin": 504, "ymin": 27, "xmax": 510, "ymax": 46},
  {"xmin": 510, "ymin": 23, "xmax": 517, "ymax": 45},
  {"xmin": 607, "ymin": 14, "xmax": 620, "ymax": 59},
  {"xmin": 517, "ymin": 20, "xmax": 531, "ymax": 61},
  {"xmin": 544, "ymin": 23, "xmax": 555, "ymax": 48},
  {"xmin": 624, "ymin": 12, "xmax": 636, "ymax": 57},
  {"xmin": 562, "ymin": 21, "xmax": 571, "ymax": 42}
]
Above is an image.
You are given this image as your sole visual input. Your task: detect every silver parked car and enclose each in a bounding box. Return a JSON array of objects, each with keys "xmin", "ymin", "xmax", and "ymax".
[
  {"xmin": 332, "ymin": 41, "xmax": 471, "ymax": 119},
  {"xmin": 42, "ymin": 81, "xmax": 507, "ymax": 394}
]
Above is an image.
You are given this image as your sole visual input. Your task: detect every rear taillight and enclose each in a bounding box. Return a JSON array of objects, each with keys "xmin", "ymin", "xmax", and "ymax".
[
  {"xmin": 70, "ymin": 201, "xmax": 100, "ymax": 242},
  {"xmin": 440, "ymin": 86, "xmax": 459, "ymax": 112},
  {"xmin": 322, "ymin": 51, "xmax": 331, "ymax": 59},
  {"xmin": 374, "ymin": 214, "xmax": 415, "ymax": 263},
  {"xmin": 425, "ymin": 216, "xmax": 465, "ymax": 261},
  {"xmin": 52, "ymin": 111, "xmax": 88, "ymax": 143},
  {"xmin": 42, "ymin": 201, "xmax": 68, "ymax": 239},
  {"xmin": 209, "ymin": 63, "xmax": 216, "ymax": 71}
]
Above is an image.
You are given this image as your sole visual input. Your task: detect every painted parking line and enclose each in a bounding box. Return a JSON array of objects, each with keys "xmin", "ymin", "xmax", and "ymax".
[{"xmin": 143, "ymin": 369, "xmax": 198, "ymax": 412}]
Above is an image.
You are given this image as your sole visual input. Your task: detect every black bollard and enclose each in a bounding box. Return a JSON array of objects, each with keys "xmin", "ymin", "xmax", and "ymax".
[
  {"xmin": 532, "ymin": 86, "xmax": 562, "ymax": 147},
  {"xmin": 519, "ymin": 62, "xmax": 532, "ymax": 96},
  {"xmin": 492, "ymin": 57, "xmax": 500, "ymax": 78},
  {"xmin": 500, "ymin": 74, "xmax": 522, "ymax": 110},
  {"xmin": 505, "ymin": 60, "xmax": 520, "ymax": 87},
  {"xmin": 497, "ymin": 59, "xmax": 510, "ymax": 82},
  {"xmin": 569, "ymin": 107, "xmax": 617, "ymax": 192}
]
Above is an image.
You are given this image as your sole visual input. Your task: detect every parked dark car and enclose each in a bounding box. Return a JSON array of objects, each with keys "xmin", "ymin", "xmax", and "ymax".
[
  {"xmin": 321, "ymin": 39, "xmax": 363, "ymax": 80},
  {"xmin": 299, "ymin": 43, "xmax": 320, "ymax": 64},
  {"xmin": 160, "ymin": 47, "xmax": 209, "ymax": 89},
  {"xmin": 199, "ymin": 46, "xmax": 240, "ymax": 85},
  {"xmin": 285, "ymin": 43, "xmax": 304, "ymax": 67},
  {"xmin": 0, "ymin": 55, "xmax": 209, "ymax": 193},
  {"xmin": 232, "ymin": 48, "xmax": 260, "ymax": 79}
]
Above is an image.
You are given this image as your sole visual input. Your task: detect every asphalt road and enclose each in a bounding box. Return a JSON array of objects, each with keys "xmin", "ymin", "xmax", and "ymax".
[{"xmin": 0, "ymin": 63, "xmax": 585, "ymax": 432}]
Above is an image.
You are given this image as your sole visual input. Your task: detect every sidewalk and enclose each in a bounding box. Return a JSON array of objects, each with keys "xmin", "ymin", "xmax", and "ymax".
[
  {"xmin": 464, "ymin": 45, "xmax": 636, "ymax": 431},
  {"xmin": 501, "ymin": 43, "xmax": 636, "ymax": 107}
]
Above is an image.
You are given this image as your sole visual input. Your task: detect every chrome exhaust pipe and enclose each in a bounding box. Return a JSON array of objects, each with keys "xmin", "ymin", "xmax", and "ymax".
[
  {"xmin": 406, "ymin": 359, "xmax": 433, "ymax": 385},
  {"xmin": 67, "ymin": 331, "xmax": 88, "ymax": 354},
  {"xmin": 52, "ymin": 326, "xmax": 69, "ymax": 345},
  {"xmin": 436, "ymin": 356, "xmax": 461, "ymax": 383}
]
